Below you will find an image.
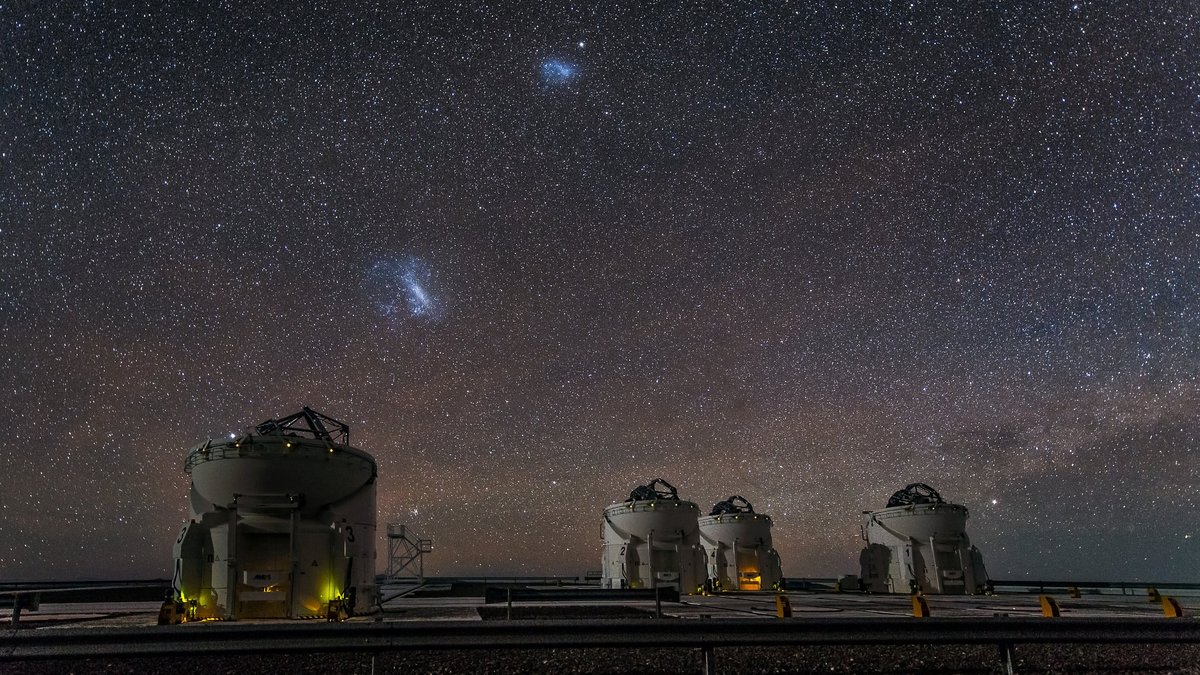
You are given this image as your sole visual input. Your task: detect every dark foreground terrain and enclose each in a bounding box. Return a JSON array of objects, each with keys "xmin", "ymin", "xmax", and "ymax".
[{"xmin": 5, "ymin": 644, "xmax": 1200, "ymax": 675}]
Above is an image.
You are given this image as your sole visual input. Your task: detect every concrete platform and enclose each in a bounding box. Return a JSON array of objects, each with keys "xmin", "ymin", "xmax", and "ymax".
[{"xmin": 3, "ymin": 590, "xmax": 1188, "ymax": 629}]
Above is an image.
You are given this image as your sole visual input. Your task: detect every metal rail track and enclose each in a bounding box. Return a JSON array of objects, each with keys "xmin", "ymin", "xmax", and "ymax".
[{"xmin": 3, "ymin": 617, "xmax": 1198, "ymax": 661}]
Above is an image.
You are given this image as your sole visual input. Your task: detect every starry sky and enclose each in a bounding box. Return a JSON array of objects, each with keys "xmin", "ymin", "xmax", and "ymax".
[{"xmin": 2, "ymin": 1, "xmax": 1197, "ymax": 583}]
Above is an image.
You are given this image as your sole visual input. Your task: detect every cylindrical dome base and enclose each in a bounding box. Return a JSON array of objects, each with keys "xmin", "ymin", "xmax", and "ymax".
[
  {"xmin": 698, "ymin": 513, "xmax": 782, "ymax": 591},
  {"xmin": 173, "ymin": 411, "xmax": 378, "ymax": 620},
  {"xmin": 860, "ymin": 500, "xmax": 988, "ymax": 595},
  {"xmin": 601, "ymin": 499, "xmax": 704, "ymax": 592}
]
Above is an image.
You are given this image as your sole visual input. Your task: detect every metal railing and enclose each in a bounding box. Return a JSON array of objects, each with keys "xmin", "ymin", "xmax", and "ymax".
[
  {"xmin": 991, "ymin": 580, "xmax": 1200, "ymax": 597},
  {"xmin": 3, "ymin": 617, "xmax": 1198, "ymax": 673}
]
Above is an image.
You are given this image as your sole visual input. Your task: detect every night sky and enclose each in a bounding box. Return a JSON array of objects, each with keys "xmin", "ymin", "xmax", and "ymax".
[{"xmin": 2, "ymin": 1, "xmax": 1197, "ymax": 583}]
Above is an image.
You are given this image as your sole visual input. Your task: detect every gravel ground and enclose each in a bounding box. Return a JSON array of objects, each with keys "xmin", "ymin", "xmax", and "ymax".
[{"xmin": 4, "ymin": 644, "xmax": 1200, "ymax": 675}]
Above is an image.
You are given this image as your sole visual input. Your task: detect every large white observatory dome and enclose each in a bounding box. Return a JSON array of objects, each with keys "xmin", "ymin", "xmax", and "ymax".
[
  {"xmin": 172, "ymin": 408, "xmax": 377, "ymax": 620},
  {"xmin": 601, "ymin": 479, "xmax": 705, "ymax": 592},
  {"xmin": 698, "ymin": 496, "xmax": 783, "ymax": 591},
  {"xmin": 858, "ymin": 483, "xmax": 989, "ymax": 595}
]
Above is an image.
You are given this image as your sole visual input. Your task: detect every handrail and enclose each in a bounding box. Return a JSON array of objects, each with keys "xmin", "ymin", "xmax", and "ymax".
[
  {"xmin": 991, "ymin": 580, "xmax": 1200, "ymax": 590},
  {"xmin": 184, "ymin": 439, "xmax": 375, "ymax": 474},
  {"xmin": 3, "ymin": 617, "xmax": 1198, "ymax": 661}
]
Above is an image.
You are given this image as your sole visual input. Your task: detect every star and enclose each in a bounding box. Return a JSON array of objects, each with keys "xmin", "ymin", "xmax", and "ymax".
[{"xmin": 0, "ymin": 1, "xmax": 1193, "ymax": 584}]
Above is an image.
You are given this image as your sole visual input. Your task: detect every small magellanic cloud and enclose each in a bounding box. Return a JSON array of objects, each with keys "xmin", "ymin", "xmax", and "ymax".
[{"xmin": 540, "ymin": 59, "xmax": 577, "ymax": 85}]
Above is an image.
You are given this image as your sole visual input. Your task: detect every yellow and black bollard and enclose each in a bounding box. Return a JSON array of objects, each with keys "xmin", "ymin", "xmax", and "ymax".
[
  {"xmin": 775, "ymin": 594, "xmax": 793, "ymax": 618},
  {"xmin": 911, "ymin": 594, "xmax": 931, "ymax": 618},
  {"xmin": 1039, "ymin": 595, "xmax": 1062, "ymax": 617},
  {"xmin": 1162, "ymin": 597, "xmax": 1185, "ymax": 618}
]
